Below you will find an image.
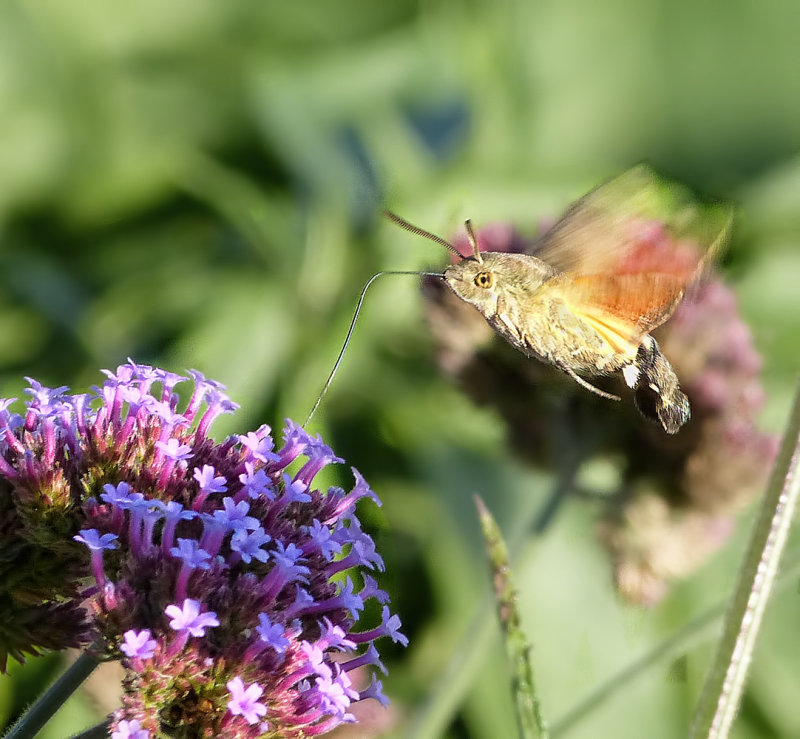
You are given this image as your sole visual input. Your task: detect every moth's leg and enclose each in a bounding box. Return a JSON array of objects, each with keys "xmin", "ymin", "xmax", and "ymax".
[
  {"xmin": 562, "ymin": 366, "xmax": 621, "ymax": 401},
  {"xmin": 494, "ymin": 296, "xmax": 523, "ymax": 343}
]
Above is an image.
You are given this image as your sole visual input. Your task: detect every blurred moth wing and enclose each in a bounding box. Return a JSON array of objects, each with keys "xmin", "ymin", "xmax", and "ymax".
[
  {"xmin": 531, "ymin": 164, "xmax": 731, "ymax": 278},
  {"xmin": 530, "ymin": 166, "xmax": 732, "ymax": 362}
]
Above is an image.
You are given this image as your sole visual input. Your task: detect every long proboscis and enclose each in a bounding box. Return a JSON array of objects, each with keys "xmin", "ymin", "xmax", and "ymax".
[{"xmin": 303, "ymin": 270, "xmax": 444, "ymax": 427}]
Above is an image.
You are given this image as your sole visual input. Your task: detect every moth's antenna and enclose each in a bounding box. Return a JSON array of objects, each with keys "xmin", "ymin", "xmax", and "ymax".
[
  {"xmin": 382, "ymin": 210, "xmax": 463, "ymax": 259},
  {"xmin": 304, "ymin": 270, "xmax": 444, "ymax": 428},
  {"xmin": 464, "ymin": 219, "xmax": 483, "ymax": 264}
]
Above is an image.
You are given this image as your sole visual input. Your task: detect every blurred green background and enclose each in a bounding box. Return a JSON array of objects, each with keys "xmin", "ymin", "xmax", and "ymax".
[{"xmin": 1, "ymin": 1, "xmax": 799, "ymax": 737}]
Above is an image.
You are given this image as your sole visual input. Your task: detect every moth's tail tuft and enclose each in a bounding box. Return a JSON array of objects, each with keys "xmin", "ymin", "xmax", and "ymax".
[{"xmin": 628, "ymin": 336, "xmax": 690, "ymax": 434}]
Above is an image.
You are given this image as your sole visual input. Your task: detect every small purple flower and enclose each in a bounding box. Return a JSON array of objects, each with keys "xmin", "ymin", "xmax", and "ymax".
[
  {"xmin": 155, "ymin": 438, "xmax": 193, "ymax": 462},
  {"xmin": 332, "ymin": 468, "xmax": 381, "ymax": 517},
  {"xmin": 24, "ymin": 378, "xmax": 69, "ymax": 413},
  {"xmin": 111, "ymin": 719, "xmax": 150, "ymax": 739},
  {"xmin": 300, "ymin": 640, "xmax": 331, "ymax": 679},
  {"xmin": 185, "ymin": 369, "xmax": 218, "ymax": 417},
  {"xmin": 101, "ymin": 482, "xmax": 141, "ymax": 528},
  {"xmin": 280, "ymin": 474, "xmax": 312, "ymax": 505},
  {"xmin": 360, "ymin": 673, "xmax": 389, "ymax": 707},
  {"xmin": 101, "ymin": 481, "xmax": 135, "ymax": 505},
  {"xmin": 170, "ymin": 538, "xmax": 212, "ymax": 569},
  {"xmin": 226, "ymin": 676, "xmax": 268, "ymax": 725},
  {"xmin": 170, "ymin": 538, "xmax": 212, "ymax": 601},
  {"xmin": 125, "ymin": 498, "xmax": 164, "ymax": 554},
  {"xmin": 287, "ymin": 586, "xmax": 316, "ymax": 617},
  {"xmin": 315, "ymin": 668, "xmax": 358, "ymax": 719},
  {"xmin": 214, "ymin": 497, "xmax": 259, "ymax": 532},
  {"xmin": 351, "ymin": 605, "xmax": 409, "ymax": 647},
  {"xmin": 193, "ymin": 464, "xmax": 227, "ymax": 506},
  {"xmin": 160, "ymin": 501, "xmax": 195, "ymax": 554},
  {"xmin": 165, "ymin": 599, "xmax": 220, "ymax": 638},
  {"xmin": 293, "ymin": 436, "xmax": 344, "ymax": 488},
  {"xmin": 152, "ymin": 368, "xmax": 186, "ymax": 401},
  {"xmin": 230, "ymin": 526, "xmax": 270, "ymax": 564},
  {"xmin": 302, "ymin": 519, "xmax": 342, "ymax": 561},
  {"xmin": 328, "ymin": 517, "xmax": 385, "ymax": 574},
  {"xmin": 300, "ymin": 577, "xmax": 364, "ymax": 621},
  {"xmin": 120, "ymin": 629, "xmax": 157, "ymax": 660},
  {"xmin": 379, "ymin": 607, "xmax": 409, "ymax": 647},
  {"xmin": 198, "ymin": 513, "xmax": 228, "ymax": 558},
  {"xmin": 237, "ymin": 462, "xmax": 274, "ymax": 501},
  {"xmin": 196, "ymin": 388, "xmax": 239, "ymax": 438},
  {"xmin": 74, "ymin": 529, "xmax": 119, "ymax": 552},
  {"xmin": 277, "ymin": 419, "xmax": 312, "ymax": 466},
  {"xmin": 148, "ymin": 401, "xmax": 188, "ymax": 429},
  {"xmin": 74, "ymin": 529, "xmax": 118, "ymax": 586},
  {"xmin": 261, "ymin": 542, "xmax": 310, "ymax": 601},
  {"xmin": 318, "ymin": 618, "xmax": 356, "ymax": 651},
  {"xmin": 256, "ymin": 613, "xmax": 290, "ymax": 653},
  {"xmin": 239, "ymin": 426, "xmax": 280, "ymax": 464},
  {"xmin": 359, "ymin": 574, "xmax": 390, "ymax": 605}
]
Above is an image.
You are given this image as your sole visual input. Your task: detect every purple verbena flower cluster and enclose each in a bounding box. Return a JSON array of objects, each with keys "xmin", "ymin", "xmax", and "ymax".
[{"xmin": 0, "ymin": 361, "xmax": 406, "ymax": 737}]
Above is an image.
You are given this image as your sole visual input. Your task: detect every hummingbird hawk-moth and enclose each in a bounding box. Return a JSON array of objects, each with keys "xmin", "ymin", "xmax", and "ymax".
[
  {"xmin": 390, "ymin": 166, "xmax": 731, "ymax": 434},
  {"xmin": 304, "ymin": 166, "xmax": 730, "ymax": 432}
]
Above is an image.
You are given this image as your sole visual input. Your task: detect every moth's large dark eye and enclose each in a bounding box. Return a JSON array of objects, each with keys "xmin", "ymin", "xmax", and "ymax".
[{"xmin": 474, "ymin": 271, "xmax": 494, "ymax": 289}]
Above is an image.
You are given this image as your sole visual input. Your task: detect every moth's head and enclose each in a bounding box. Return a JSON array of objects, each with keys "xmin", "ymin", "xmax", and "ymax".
[
  {"xmin": 443, "ymin": 254, "xmax": 505, "ymax": 312},
  {"xmin": 442, "ymin": 218, "xmax": 503, "ymax": 310}
]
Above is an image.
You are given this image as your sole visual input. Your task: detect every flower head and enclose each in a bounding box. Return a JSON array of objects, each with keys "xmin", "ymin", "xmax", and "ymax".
[{"xmin": 0, "ymin": 362, "xmax": 404, "ymax": 736}]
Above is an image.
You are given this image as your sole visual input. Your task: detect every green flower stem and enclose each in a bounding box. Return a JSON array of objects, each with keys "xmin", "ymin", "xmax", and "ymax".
[
  {"xmin": 476, "ymin": 496, "xmax": 548, "ymax": 739},
  {"xmin": 690, "ymin": 378, "xmax": 800, "ymax": 739},
  {"xmin": 403, "ymin": 471, "xmax": 577, "ymax": 739},
  {"xmin": 71, "ymin": 719, "xmax": 113, "ymax": 739},
  {"xmin": 6, "ymin": 652, "xmax": 100, "ymax": 739}
]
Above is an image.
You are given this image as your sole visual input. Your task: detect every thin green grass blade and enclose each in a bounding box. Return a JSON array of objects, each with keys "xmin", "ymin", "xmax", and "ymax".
[
  {"xmin": 476, "ymin": 496, "xmax": 548, "ymax": 739},
  {"xmin": 690, "ymin": 378, "xmax": 800, "ymax": 738}
]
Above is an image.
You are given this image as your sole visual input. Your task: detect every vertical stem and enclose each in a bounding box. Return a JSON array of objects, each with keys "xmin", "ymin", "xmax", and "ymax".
[
  {"xmin": 690, "ymin": 379, "xmax": 800, "ymax": 738},
  {"xmin": 5, "ymin": 652, "xmax": 100, "ymax": 739},
  {"xmin": 477, "ymin": 496, "xmax": 548, "ymax": 739}
]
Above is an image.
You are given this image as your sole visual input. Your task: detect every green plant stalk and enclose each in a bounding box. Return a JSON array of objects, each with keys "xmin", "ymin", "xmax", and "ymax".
[
  {"xmin": 404, "ymin": 471, "xmax": 574, "ymax": 738},
  {"xmin": 4, "ymin": 652, "xmax": 100, "ymax": 739},
  {"xmin": 476, "ymin": 495, "xmax": 548, "ymax": 739},
  {"xmin": 690, "ymin": 378, "xmax": 800, "ymax": 738},
  {"xmin": 70, "ymin": 719, "xmax": 112, "ymax": 739}
]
